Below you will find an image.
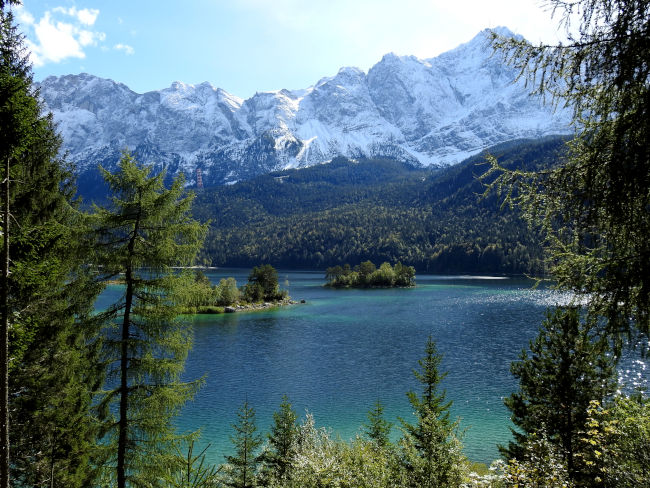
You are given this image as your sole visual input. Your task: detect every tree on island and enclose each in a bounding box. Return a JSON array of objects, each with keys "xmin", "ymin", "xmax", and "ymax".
[
  {"xmin": 325, "ymin": 260, "xmax": 415, "ymax": 288},
  {"xmin": 242, "ymin": 264, "xmax": 287, "ymax": 303},
  {"xmin": 358, "ymin": 260, "xmax": 377, "ymax": 284},
  {"xmin": 178, "ymin": 265, "xmax": 289, "ymax": 314},
  {"xmin": 91, "ymin": 152, "xmax": 206, "ymax": 488}
]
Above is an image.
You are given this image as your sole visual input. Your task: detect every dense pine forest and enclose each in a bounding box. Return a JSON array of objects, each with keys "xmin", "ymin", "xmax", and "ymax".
[{"xmin": 193, "ymin": 137, "xmax": 566, "ymax": 274}]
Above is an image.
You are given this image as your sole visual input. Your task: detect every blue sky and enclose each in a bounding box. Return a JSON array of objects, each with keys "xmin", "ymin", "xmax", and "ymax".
[{"xmin": 16, "ymin": 1, "xmax": 566, "ymax": 99}]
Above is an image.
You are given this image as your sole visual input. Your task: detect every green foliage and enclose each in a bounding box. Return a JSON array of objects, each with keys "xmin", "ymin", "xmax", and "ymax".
[
  {"xmin": 399, "ymin": 336, "xmax": 465, "ymax": 488},
  {"xmin": 242, "ymin": 264, "xmax": 286, "ymax": 302},
  {"xmin": 325, "ymin": 260, "xmax": 416, "ymax": 288},
  {"xmin": 91, "ymin": 152, "xmax": 206, "ymax": 487},
  {"xmin": 1, "ymin": 7, "xmax": 105, "ymax": 487},
  {"xmin": 502, "ymin": 307, "xmax": 616, "ymax": 482},
  {"xmin": 260, "ymin": 395, "xmax": 298, "ymax": 485},
  {"xmin": 578, "ymin": 396, "xmax": 650, "ymax": 488},
  {"xmin": 223, "ymin": 356, "xmax": 472, "ymax": 488},
  {"xmin": 397, "ymin": 415, "xmax": 465, "ymax": 488},
  {"xmin": 501, "ymin": 431, "xmax": 573, "ymax": 488},
  {"xmin": 486, "ymin": 2, "xmax": 650, "ymax": 484},
  {"xmin": 193, "ymin": 140, "xmax": 567, "ymax": 274},
  {"xmin": 177, "ymin": 271, "xmax": 240, "ymax": 312},
  {"xmin": 462, "ymin": 460, "xmax": 506, "ymax": 488},
  {"xmin": 179, "ymin": 266, "xmax": 289, "ymax": 313},
  {"xmin": 268, "ymin": 413, "xmax": 398, "ymax": 488},
  {"xmin": 489, "ymin": 0, "xmax": 650, "ymax": 340},
  {"xmin": 225, "ymin": 400, "xmax": 263, "ymax": 488},
  {"xmin": 165, "ymin": 440, "xmax": 221, "ymax": 488},
  {"xmin": 178, "ymin": 270, "xmax": 220, "ymax": 311},
  {"xmin": 217, "ymin": 277, "xmax": 240, "ymax": 306},
  {"xmin": 364, "ymin": 401, "xmax": 393, "ymax": 449},
  {"xmin": 359, "ymin": 260, "xmax": 377, "ymax": 282}
]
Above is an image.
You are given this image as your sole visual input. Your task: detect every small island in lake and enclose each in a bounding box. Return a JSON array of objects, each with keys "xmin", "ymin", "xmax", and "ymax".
[
  {"xmin": 325, "ymin": 260, "xmax": 416, "ymax": 288},
  {"xmin": 179, "ymin": 264, "xmax": 294, "ymax": 314}
]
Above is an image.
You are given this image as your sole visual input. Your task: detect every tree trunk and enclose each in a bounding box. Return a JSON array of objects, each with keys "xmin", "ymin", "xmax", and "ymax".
[
  {"xmin": 117, "ymin": 268, "xmax": 132, "ymax": 488},
  {"xmin": 1, "ymin": 155, "xmax": 10, "ymax": 488},
  {"xmin": 117, "ymin": 207, "xmax": 140, "ymax": 488}
]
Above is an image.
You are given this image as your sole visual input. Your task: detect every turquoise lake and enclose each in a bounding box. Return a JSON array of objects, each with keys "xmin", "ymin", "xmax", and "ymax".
[{"xmin": 95, "ymin": 268, "xmax": 648, "ymax": 466}]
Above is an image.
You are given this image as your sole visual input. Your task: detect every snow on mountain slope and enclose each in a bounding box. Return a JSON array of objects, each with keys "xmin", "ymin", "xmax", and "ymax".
[{"xmin": 37, "ymin": 28, "xmax": 570, "ymax": 187}]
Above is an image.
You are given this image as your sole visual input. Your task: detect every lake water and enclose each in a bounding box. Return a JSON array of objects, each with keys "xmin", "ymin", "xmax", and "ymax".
[
  {"xmin": 96, "ymin": 268, "xmax": 648, "ymax": 467},
  {"xmin": 177, "ymin": 269, "xmax": 570, "ymax": 466}
]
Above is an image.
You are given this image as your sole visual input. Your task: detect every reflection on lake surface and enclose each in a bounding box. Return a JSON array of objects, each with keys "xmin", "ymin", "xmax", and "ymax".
[{"xmin": 96, "ymin": 268, "xmax": 648, "ymax": 466}]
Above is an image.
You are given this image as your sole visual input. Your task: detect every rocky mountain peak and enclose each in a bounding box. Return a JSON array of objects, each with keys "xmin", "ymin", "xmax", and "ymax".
[{"xmin": 37, "ymin": 28, "xmax": 570, "ymax": 188}]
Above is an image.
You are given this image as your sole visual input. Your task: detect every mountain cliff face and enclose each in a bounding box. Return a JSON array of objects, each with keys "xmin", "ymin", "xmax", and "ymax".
[{"xmin": 37, "ymin": 28, "xmax": 570, "ymax": 187}]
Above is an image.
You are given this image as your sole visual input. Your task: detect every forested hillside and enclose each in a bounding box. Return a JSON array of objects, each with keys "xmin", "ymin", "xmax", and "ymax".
[{"xmin": 194, "ymin": 136, "xmax": 568, "ymax": 273}]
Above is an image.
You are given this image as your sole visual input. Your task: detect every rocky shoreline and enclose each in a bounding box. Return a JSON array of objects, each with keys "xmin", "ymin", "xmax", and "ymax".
[{"xmin": 222, "ymin": 298, "xmax": 304, "ymax": 314}]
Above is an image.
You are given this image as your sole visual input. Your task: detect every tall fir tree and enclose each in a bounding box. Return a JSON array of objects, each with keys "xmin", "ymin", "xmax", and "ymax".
[
  {"xmin": 502, "ymin": 306, "xmax": 616, "ymax": 483},
  {"xmin": 91, "ymin": 152, "xmax": 206, "ymax": 488},
  {"xmin": 398, "ymin": 336, "xmax": 464, "ymax": 488},
  {"xmin": 260, "ymin": 395, "xmax": 298, "ymax": 485},
  {"xmin": 404, "ymin": 336, "xmax": 452, "ymax": 430},
  {"xmin": 1, "ymin": 4, "xmax": 105, "ymax": 487},
  {"xmin": 226, "ymin": 400, "xmax": 262, "ymax": 488}
]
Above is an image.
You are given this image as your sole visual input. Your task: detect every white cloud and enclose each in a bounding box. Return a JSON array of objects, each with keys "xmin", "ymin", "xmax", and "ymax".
[
  {"xmin": 52, "ymin": 7, "xmax": 100, "ymax": 26},
  {"xmin": 17, "ymin": 5, "xmax": 105, "ymax": 67},
  {"xmin": 114, "ymin": 43, "xmax": 135, "ymax": 55},
  {"xmin": 76, "ymin": 8, "xmax": 100, "ymax": 26},
  {"xmin": 15, "ymin": 8, "xmax": 35, "ymax": 26}
]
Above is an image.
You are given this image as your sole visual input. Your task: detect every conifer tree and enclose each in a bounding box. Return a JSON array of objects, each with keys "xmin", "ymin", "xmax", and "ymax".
[
  {"xmin": 405, "ymin": 336, "xmax": 452, "ymax": 429},
  {"xmin": 502, "ymin": 306, "xmax": 616, "ymax": 483},
  {"xmin": 364, "ymin": 400, "xmax": 392, "ymax": 449},
  {"xmin": 399, "ymin": 336, "xmax": 464, "ymax": 488},
  {"xmin": 260, "ymin": 395, "xmax": 298, "ymax": 484},
  {"xmin": 1, "ymin": 5, "xmax": 105, "ymax": 487},
  {"xmin": 488, "ymin": 0, "xmax": 650, "ymax": 342},
  {"xmin": 226, "ymin": 400, "xmax": 262, "ymax": 488},
  {"xmin": 92, "ymin": 152, "xmax": 206, "ymax": 488}
]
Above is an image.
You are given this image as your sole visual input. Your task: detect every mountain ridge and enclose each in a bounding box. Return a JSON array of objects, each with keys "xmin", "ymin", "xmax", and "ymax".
[
  {"xmin": 194, "ymin": 136, "xmax": 569, "ymax": 273},
  {"xmin": 37, "ymin": 27, "xmax": 571, "ymax": 188}
]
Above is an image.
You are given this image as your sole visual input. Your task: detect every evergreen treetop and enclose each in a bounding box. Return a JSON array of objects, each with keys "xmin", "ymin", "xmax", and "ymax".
[
  {"xmin": 260, "ymin": 395, "xmax": 298, "ymax": 484},
  {"xmin": 398, "ymin": 336, "xmax": 464, "ymax": 488},
  {"xmin": 226, "ymin": 400, "xmax": 262, "ymax": 488},
  {"xmin": 92, "ymin": 152, "xmax": 206, "ymax": 488},
  {"xmin": 364, "ymin": 400, "xmax": 393, "ymax": 449},
  {"xmin": 502, "ymin": 306, "xmax": 616, "ymax": 482},
  {"xmin": 405, "ymin": 336, "xmax": 452, "ymax": 428}
]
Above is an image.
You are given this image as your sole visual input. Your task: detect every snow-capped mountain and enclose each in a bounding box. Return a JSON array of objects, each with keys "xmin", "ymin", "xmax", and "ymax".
[{"xmin": 37, "ymin": 28, "xmax": 570, "ymax": 187}]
